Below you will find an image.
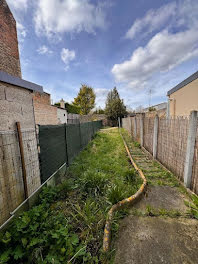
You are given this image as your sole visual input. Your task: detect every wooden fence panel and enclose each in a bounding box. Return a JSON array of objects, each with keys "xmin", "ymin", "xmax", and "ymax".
[
  {"xmin": 122, "ymin": 117, "xmax": 131, "ymax": 134},
  {"xmin": 143, "ymin": 117, "xmax": 154, "ymax": 154},
  {"xmin": 191, "ymin": 123, "xmax": 198, "ymax": 194},
  {"xmin": 122, "ymin": 115, "xmax": 198, "ymax": 195},
  {"xmin": 157, "ymin": 118, "xmax": 189, "ymax": 181},
  {"xmin": 136, "ymin": 116, "xmax": 141, "ymax": 143}
]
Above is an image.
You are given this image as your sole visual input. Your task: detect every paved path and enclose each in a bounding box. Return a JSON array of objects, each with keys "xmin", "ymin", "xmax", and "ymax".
[{"xmin": 115, "ymin": 134, "xmax": 198, "ymax": 264}]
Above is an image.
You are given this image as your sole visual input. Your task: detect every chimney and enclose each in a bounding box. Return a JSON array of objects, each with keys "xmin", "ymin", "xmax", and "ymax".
[
  {"xmin": 0, "ymin": 0, "xmax": 22, "ymax": 77},
  {"xmin": 60, "ymin": 99, "xmax": 65, "ymax": 108}
]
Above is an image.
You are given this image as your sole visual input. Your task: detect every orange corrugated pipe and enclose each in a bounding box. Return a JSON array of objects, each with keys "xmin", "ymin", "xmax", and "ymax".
[{"xmin": 103, "ymin": 128, "xmax": 147, "ymax": 252}]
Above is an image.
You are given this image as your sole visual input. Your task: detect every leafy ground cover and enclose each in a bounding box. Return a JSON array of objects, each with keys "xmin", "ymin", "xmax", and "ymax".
[{"xmin": 0, "ymin": 128, "xmax": 142, "ymax": 264}]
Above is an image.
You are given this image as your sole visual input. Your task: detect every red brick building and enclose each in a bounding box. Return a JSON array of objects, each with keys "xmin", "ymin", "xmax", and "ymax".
[
  {"xmin": 32, "ymin": 92, "xmax": 59, "ymax": 125},
  {"xmin": 0, "ymin": 0, "xmax": 21, "ymax": 77}
]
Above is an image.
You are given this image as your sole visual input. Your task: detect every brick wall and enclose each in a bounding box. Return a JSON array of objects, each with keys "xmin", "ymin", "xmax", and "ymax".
[
  {"xmin": 33, "ymin": 91, "xmax": 51, "ymax": 105},
  {"xmin": 0, "ymin": 82, "xmax": 41, "ymax": 226},
  {"xmin": 33, "ymin": 91, "xmax": 59, "ymax": 125},
  {"xmin": 0, "ymin": 0, "xmax": 21, "ymax": 77},
  {"xmin": 0, "ymin": 82, "xmax": 35, "ymax": 130}
]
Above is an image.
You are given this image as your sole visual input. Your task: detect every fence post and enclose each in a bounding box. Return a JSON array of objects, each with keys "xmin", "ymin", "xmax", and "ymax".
[
  {"xmin": 134, "ymin": 116, "xmax": 137, "ymax": 139},
  {"xmin": 130, "ymin": 117, "xmax": 133, "ymax": 136},
  {"xmin": 16, "ymin": 122, "xmax": 28, "ymax": 199},
  {"xmin": 78, "ymin": 120, "xmax": 82, "ymax": 149},
  {"xmin": 64, "ymin": 123, "xmax": 69, "ymax": 167},
  {"xmin": 184, "ymin": 111, "xmax": 198, "ymax": 188},
  {"xmin": 153, "ymin": 115, "xmax": 159, "ymax": 159},
  {"xmin": 118, "ymin": 117, "xmax": 121, "ymax": 128},
  {"xmin": 140, "ymin": 114, "xmax": 145, "ymax": 146}
]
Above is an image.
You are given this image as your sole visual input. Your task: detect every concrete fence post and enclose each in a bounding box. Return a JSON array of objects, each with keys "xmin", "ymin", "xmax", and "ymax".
[
  {"xmin": 134, "ymin": 117, "xmax": 137, "ymax": 140},
  {"xmin": 118, "ymin": 117, "xmax": 121, "ymax": 128},
  {"xmin": 153, "ymin": 115, "xmax": 159, "ymax": 159},
  {"xmin": 130, "ymin": 117, "xmax": 133, "ymax": 136},
  {"xmin": 184, "ymin": 111, "xmax": 198, "ymax": 188},
  {"xmin": 140, "ymin": 114, "xmax": 145, "ymax": 146}
]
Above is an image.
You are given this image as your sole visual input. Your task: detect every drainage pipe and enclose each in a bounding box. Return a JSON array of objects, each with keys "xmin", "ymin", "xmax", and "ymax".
[{"xmin": 103, "ymin": 129, "xmax": 147, "ymax": 252}]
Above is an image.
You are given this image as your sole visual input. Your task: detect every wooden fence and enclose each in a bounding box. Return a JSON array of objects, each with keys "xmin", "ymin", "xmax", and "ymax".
[{"xmin": 122, "ymin": 112, "xmax": 198, "ymax": 195}]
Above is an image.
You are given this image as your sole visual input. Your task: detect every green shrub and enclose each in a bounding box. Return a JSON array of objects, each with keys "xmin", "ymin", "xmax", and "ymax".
[{"xmin": 77, "ymin": 171, "xmax": 108, "ymax": 196}]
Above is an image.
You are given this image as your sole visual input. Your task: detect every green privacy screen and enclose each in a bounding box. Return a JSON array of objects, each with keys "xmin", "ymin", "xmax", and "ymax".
[{"xmin": 39, "ymin": 121, "xmax": 102, "ymax": 183}]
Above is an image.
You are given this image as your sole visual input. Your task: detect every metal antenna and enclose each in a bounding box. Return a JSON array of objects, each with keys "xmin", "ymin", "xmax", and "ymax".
[{"xmin": 148, "ymin": 88, "xmax": 152, "ymax": 107}]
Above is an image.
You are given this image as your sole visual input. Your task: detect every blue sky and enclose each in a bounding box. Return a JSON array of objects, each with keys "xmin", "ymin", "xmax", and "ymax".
[{"xmin": 7, "ymin": 0, "xmax": 198, "ymax": 110}]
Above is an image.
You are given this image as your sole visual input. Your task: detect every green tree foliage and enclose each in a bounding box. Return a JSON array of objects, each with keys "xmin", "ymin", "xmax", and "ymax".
[
  {"xmin": 65, "ymin": 103, "xmax": 81, "ymax": 114},
  {"xmin": 54, "ymin": 102, "xmax": 80, "ymax": 114},
  {"xmin": 93, "ymin": 107, "xmax": 105, "ymax": 114},
  {"xmin": 148, "ymin": 106, "xmax": 156, "ymax": 112},
  {"xmin": 105, "ymin": 87, "xmax": 127, "ymax": 121},
  {"xmin": 73, "ymin": 85, "xmax": 96, "ymax": 115}
]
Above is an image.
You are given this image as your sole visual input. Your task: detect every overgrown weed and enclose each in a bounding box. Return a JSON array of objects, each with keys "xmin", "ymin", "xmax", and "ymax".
[{"xmin": 0, "ymin": 129, "xmax": 141, "ymax": 263}]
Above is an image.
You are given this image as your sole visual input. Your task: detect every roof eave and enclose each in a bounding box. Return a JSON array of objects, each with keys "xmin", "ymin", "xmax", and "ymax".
[
  {"xmin": 167, "ymin": 70, "xmax": 198, "ymax": 96},
  {"xmin": 0, "ymin": 71, "xmax": 43, "ymax": 93}
]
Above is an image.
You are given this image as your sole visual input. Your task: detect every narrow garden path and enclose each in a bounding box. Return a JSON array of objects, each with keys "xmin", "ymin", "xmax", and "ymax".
[
  {"xmin": 115, "ymin": 130, "xmax": 198, "ymax": 264},
  {"xmin": 1, "ymin": 128, "xmax": 198, "ymax": 263}
]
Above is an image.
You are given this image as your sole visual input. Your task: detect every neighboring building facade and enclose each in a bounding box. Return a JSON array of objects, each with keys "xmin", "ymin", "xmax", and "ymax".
[
  {"xmin": 57, "ymin": 108, "xmax": 67, "ymax": 124},
  {"xmin": 32, "ymin": 92, "xmax": 68, "ymax": 125},
  {"xmin": 144, "ymin": 102, "xmax": 167, "ymax": 113},
  {"xmin": 142, "ymin": 102, "xmax": 167, "ymax": 118},
  {"xmin": 0, "ymin": 1, "xmax": 42, "ymax": 225},
  {"xmin": 33, "ymin": 92, "xmax": 58, "ymax": 125},
  {"xmin": 167, "ymin": 71, "xmax": 198, "ymax": 117},
  {"xmin": 0, "ymin": 73, "xmax": 43, "ymax": 226},
  {"xmin": 0, "ymin": 0, "xmax": 21, "ymax": 77}
]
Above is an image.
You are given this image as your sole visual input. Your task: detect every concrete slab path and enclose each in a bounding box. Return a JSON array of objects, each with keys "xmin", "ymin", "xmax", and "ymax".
[{"xmin": 114, "ymin": 133, "xmax": 198, "ymax": 264}]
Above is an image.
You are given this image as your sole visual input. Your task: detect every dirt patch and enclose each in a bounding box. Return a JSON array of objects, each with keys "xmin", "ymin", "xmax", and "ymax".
[
  {"xmin": 115, "ymin": 216, "xmax": 198, "ymax": 264},
  {"xmin": 133, "ymin": 186, "xmax": 189, "ymax": 213}
]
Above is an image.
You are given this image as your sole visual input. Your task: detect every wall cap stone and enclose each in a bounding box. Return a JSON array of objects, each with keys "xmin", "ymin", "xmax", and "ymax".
[{"xmin": 0, "ymin": 70, "xmax": 43, "ymax": 93}]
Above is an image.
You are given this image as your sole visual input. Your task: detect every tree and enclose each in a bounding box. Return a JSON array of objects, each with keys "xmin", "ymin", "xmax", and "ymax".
[
  {"xmin": 65, "ymin": 103, "xmax": 81, "ymax": 114},
  {"xmin": 73, "ymin": 84, "xmax": 96, "ymax": 115},
  {"xmin": 93, "ymin": 107, "xmax": 105, "ymax": 114},
  {"xmin": 54, "ymin": 102, "xmax": 80, "ymax": 114},
  {"xmin": 149, "ymin": 106, "xmax": 156, "ymax": 112},
  {"xmin": 105, "ymin": 87, "xmax": 127, "ymax": 121}
]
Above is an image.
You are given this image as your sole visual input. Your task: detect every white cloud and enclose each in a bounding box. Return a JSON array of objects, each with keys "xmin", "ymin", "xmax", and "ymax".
[
  {"xmin": 34, "ymin": 0, "xmax": 106, "ymax": 38},
  {"xmin": 113, "ymin": 0, "xmax": 198, "ymax": 91},
  {"xmin": 6, "ymin": 1, "xmax": 28, "ymax": 43},
  {"xmin": 61, "ymin": 48, "xmax": 76, "ymax": 71},
  {"xmin": 7, "ymin": 0, "xmax": 28, "ymax": 11},
  {"xmin": 125, "ymin": 2, "xmax": 176, "ymax": 40},
  {"xmin": 125, "ymin": 0, "xmax": 198, "ymax": 40},
  {"xmin": 37, "ymin": 45, "xmax": 53, "ymax": 55},
  {"xmin": 95, "ymin": 88, "xmax": 109, "ymax": 108},
  {"xmin": 126, "ymin": 2, "xmax": 176, "ymax": 39},
  {"xmin": 112, "ymin": 29, "xmax": 198, "ymax": 89},
  {"xmin": 16, "ymin": 22, "xmax": 27, "ymax": 43}
]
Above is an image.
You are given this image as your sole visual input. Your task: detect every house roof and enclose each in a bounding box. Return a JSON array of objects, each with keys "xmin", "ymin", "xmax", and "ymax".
[
  {"xmin": 0, "ymin": 71, "xmax": 43, "ymax": 93},
  {"xmin": 144, "ymin": 102, "xmax": 167, "ymax": 112},
  {"xmin": 167, "ymin": 70, "xmax": 198, "ymax": 96}
]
